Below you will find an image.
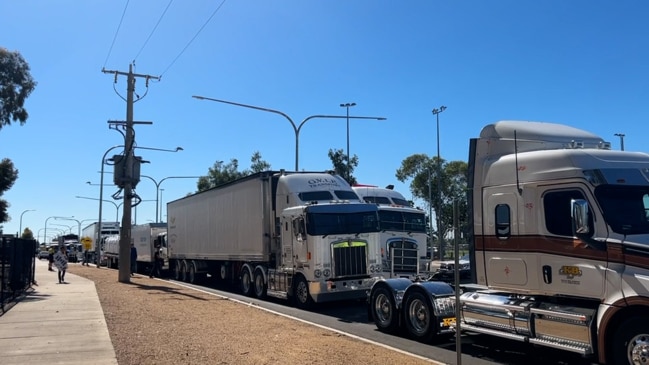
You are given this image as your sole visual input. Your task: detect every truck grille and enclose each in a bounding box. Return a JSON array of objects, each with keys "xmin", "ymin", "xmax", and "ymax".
[
  {"xmin": 332, "ymin": 240, "xmax": 367, "ymax": 277},
  {"xmin": 388, "ymin": 239, "xmax": 418, "ymax": 273}
]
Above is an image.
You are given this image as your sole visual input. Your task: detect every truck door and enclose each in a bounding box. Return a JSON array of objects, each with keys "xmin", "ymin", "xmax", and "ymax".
[{"xmin": 536, "ymin": 186, "xmax": 607, "ymax": 298}]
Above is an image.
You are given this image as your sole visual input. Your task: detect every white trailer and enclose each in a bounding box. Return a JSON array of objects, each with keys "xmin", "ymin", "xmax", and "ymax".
[
  {"xmin": 352, "ymin": 185, "xmax": 428, "ymax": 279},
  {"xmin": 81, "ymin": 221, "xmax": 120, "ymax": 265},
  {"xmin": 167, "ymin": 170, "xmax": 382, "ymax": 308},
  {"xmin": 132, "ymin": 223, "xmax": 167, "ymax": 273}
]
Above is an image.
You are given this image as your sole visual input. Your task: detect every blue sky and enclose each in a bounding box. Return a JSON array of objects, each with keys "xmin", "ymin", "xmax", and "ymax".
[{"xmin": 1, "ymin": 1, "xmax": 648, "ymax": 241}]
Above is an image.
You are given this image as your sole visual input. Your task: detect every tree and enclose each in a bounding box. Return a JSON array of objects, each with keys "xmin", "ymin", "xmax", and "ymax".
[
  {"xmin": 0, "ymin": 48, "xmax": 36, "ymax": 129},
  {"xmin": 21, "ymin": 227, "xmax": 34, "ymax": 239},
  {"xmin": 0, "ymin": 158, "xmax": 19, "ymax": 224},
  {"xmin": 197, "ymin": 152, "xmax": 271, "ymax": 192},
  {"xmin": 395, "ymin": 154, "xmax": 469, "ymax": 258},
  {"xmin": 0, "ymin": 48, "xmax": 36, "ymax": 226},
  {"xmin": 327, "ymin": 148, "xmax": 358, "ymax": 185}
]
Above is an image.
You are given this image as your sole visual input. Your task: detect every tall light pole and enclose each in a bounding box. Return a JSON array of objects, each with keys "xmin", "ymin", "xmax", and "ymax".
[
  {"xmin": 340, "ymin": 102, "xmax": 356, "ymax": 181},
  {"xmin": 432, "ymin": 105, "xmax": 447, "ymax": 259},
  {"xmin": 76, "ymin": 196, "xmax": 122, "ymax": 222},
  {"xmin": 159, "ymin": 189, "xmax": 165, "ymax": 222},
  {"xmin": 19, "ymin": 209, "xmax": 36, "ymax": 237},
  {"xmin": 192, "ymin": 95, "xmax": 385, "ymax": 171},
  {"xmin": 44, "ymin": 215, "xmax": 73, "ymax": 249},
  {"xmin": 614, "ymin": 133, "xmax": 625, "ymax": 151},
  {"xmin": 140, "ymin": 175, "xmax": 201, "ymax": 223},
  {"xmin": 55, "ymin": 217, "xmax": 82, "ymax": 239}
]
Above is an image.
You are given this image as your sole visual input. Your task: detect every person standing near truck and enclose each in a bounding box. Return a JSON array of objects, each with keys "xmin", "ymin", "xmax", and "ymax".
[
  {"xmin": 149, "ymin": 245, "xmax": 161, "ymax": 278},
  {"xmin": 130, "ymin": 243, "xmax": 137, "ymax": 276}
]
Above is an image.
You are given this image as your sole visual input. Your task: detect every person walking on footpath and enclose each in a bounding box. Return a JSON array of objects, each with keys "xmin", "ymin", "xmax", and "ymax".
[
  {"xmin": 54, "ymin": 246, "xmax": 69, "ymax": 284},
  {"xmin": 47, "ymin": 247, "xmax": 55, "ymax": 271},
  {"xmin": 149, "ymin": 245, "xmax": 161, "ymax": 278},
  {"xmin": 130, "ymin": 243, "xmax": 138, "ymax": 276}
]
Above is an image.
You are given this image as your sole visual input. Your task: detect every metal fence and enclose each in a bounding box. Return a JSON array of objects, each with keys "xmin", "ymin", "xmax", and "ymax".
[{"xmin": 0, "ymin": 236, "xmax": 36, "ymax": 314}]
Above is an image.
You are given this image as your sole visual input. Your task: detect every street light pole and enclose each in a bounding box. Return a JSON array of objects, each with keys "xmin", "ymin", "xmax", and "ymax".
[
  {"xmin": 614, "ymin": 133, "xmax": 625, "ymax": 151},
  {"xmin": 44, "ymin": 216, "xmax": 73, "ymax": 249},
  {"xmin": 192, "ymin": 95, "xmax": 385, "ymax": 171},
  {"xmin": 19, "ymin": 209, "xmax": 35, "ymax": 237},
  {"xmin": 140, "ymin": 175, "xmax": 201, "ymax": 223},
  {"xmin": 432, "ymin": 105, "xmax": 447, "ymax": 259},
  {"xmin": 340, "ymin": 102, "xmax": 356, "ymax": 181}
]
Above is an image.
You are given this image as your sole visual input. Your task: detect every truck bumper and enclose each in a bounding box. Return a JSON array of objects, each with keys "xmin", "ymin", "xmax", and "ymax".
[{"xmin": 309, "ymin": 277, "xmax": 379, "ymax": 303}]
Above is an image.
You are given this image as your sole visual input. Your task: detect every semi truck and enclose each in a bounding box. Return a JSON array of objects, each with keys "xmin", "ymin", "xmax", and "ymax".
[
  {"xmin": 167, "ymin": 170, "xmax": 382, "ymax": 309},
  {"xmin": 352, "ymin": 185, "xmax": 428, "ymax": 279},
  {"xmin": 80, "ymin": 221, "xmax": 120, "ymax": 265},
  {"xmin": 367, "ymin": 120, "xmax": 649, "ymax": 365},
  {"xmin": 103, "ymin": 223, "xmax": 167, "ymax": 273}
]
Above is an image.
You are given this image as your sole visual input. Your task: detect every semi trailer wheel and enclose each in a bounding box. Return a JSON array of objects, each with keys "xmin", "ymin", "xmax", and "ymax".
[
  {"xmin": 371, "ymin": 286, "xmax": 399, "ymax": 333},
  {"xmin": 240, "ymin": 266, "xmax": 253, "ymax": 297},
  {"xmin": 403, "ymin": 291, "xmax": 435, "ymax": 343}
]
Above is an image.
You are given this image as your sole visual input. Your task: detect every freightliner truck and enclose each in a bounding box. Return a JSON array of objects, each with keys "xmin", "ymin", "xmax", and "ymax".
[
  {"xmin": 367, "ymin": 120, "xmax": 649, "ymax": 365},
  {"xmin": 167, "ymin": 170, "xmax": 382, "ymax": 309}
]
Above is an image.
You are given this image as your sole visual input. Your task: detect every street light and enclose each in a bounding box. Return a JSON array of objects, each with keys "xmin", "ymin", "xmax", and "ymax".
[
  {"xmin": 55, "ymin": 217, "xmax": 82, "ymax": 239},
  {"xmin": 19, "ymin": 209, "xmax": 36, "ymax": 237},
  {"xmin": 50, "ymin": 223, "xmax": 74, "ymax": 234},
  {"xmin": 192, "ymin": 95, "xmax": 386, "ymax": 171},
  {"xmin": 432, "ymin": 105, "xmax": 447, "ymax": 259},
  {"xmin": 76, "ymin": 196, "xmax": 122, "ymax": 222},
  {"xmin": 140, "ymin": 175, "xmax": 201, "ymax": 223},
  {"xmin": 44, "ymin": 215, "xmax": 73, "ymax": 249},
  {"xmin": 614, "ymin": 133, "xmax": 625, "ymax": 151},
  {"xmin": 339, "ymin": 102, "xmax": 356, "ymax": 180}
]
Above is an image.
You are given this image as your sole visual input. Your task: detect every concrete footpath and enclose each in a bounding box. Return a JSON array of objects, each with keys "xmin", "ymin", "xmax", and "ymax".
[{"xmin": 0, "ymin": 258, "xmax": 117, "ymax": 365}]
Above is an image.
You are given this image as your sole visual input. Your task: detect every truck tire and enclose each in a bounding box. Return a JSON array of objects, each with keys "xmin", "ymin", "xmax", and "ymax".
[
  {"xmin": 173, "ymin": 261, "xmax": 181, "ymax": 281},
  {"xmin": 253, "ymin": 268, "xmax": 267, "ymax": 299},
  {"xmin": 403, "ymin": 291, "xmax": 435, "ymax": 343},
  {"xmin": 188, "ymin": 261, "xmax": 197, "ymax": 284},
  {"xmin": 370, "ymin": 286, "xmax": 399, "ymax": 333},
  {"xmin": 240, "ymin": 266, "xmax": 254, "ymax": 297},
  {"xmin": 293, "ymin": 275, "xmax": 313, "ymax": 310},
  {"xmin": 179, "ymin": 260, "xmax": 188, "ymax": 282},
  {"xmin": 612, "ymin": 317, "xmax": 649, "ymax": 365}
]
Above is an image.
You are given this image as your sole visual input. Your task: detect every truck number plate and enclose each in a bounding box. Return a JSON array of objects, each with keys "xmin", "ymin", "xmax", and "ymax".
[{"xmin": 442, "ymin": 317, "xmax": 456, "ymax": 327}]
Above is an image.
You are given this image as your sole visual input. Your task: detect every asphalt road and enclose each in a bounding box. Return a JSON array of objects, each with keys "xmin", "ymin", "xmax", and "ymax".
[{"xmin": 173, "ymin": 278, "xmax": 599, "ymax": 365}]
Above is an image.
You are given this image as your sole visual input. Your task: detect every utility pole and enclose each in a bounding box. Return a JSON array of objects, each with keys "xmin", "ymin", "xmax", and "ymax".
[{"xmin": 102, "ymin": 64, "xmax": 158, "ymax": 283}]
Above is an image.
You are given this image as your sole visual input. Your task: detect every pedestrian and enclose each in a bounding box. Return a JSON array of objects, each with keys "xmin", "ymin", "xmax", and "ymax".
[
  {"xmin": 56, "ymin": 246, "xmax": 68, "ymax": 284},
  {"xmin": 130, "ymin": 243, "xmax": 138, "ymax": 276},
  {"xmin": 82, "ymin": 249, "xmax": 90, "ymax": 266},
  {"xmin": 47, "ymin": 247, "xmax": 55, "ymax": 271},
  {"xmin": 149, "ymin": 245, "xmax": 161, "ymax": 278}
]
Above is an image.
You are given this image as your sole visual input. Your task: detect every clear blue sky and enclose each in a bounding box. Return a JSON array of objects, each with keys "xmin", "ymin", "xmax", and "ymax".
[{"xmin": 1, "ymin": 1, "xmax": 648, "ymax": 241}]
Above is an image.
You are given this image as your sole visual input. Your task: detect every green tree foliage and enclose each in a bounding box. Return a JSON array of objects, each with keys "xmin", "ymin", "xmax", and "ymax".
[
  {"xmin": 327, "ymin": 148, "xmax": 358, "ymax": 185},
  {"xmin": 395, "ymin": 154, "xmax": 469, "ymax": 255},
  {"xmin": 21, "ymin": 227, "xmax": 34, "ymax": 239},
  {"xmin": 197, "ymin": 152, "xmax": 271, "ymax": 192},
  {"xmin": 0, "ymin": 48, "xmax": 36, "ymax": 129},
  {"xmin": 0, "ymin": 158, "xmax": 18, "ymax": 224}
]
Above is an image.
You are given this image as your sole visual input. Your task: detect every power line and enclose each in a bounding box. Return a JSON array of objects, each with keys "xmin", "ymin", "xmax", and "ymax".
[
  {"xmin": 103, "ymin": 0, "xmax": 131, "ymax": 69},
  {"xmin": 133, "ymin": 0, "xmax": 175, "ymax": 63},
  {"xmin": 159, "ymin": 0, "xmax": 228, "ymax": 78}
]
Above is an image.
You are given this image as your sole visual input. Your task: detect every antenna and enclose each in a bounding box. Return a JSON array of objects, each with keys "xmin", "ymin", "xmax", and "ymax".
[{"xmin": 515, "ymin": 130, "xmax": 522, "ymax": 195}]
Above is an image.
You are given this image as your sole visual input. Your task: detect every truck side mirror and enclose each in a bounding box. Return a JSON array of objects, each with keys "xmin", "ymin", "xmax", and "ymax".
[{"xmin": 571, "ymin": 199, "xmax": 590, "ymax": 237}]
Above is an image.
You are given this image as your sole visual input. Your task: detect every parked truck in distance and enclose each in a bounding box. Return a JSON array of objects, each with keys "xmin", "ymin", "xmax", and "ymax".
[
  {"xmin": 367, "ymin": 120, "xmax": 649, "ymax": 365},
  {"xmin": 103, "ymin": 223, "xmax": 167, "ymax": 273},
  {"xmin": 352, "ymin": 185, "xmax": 428, "ymax": 279},
  {"xmin": 81, "ymin": 221, "xmax": 120, "ymax": 265},
  {"xmin": 167, "ymin": 170, "xmax": 382, "ymax": 309}
]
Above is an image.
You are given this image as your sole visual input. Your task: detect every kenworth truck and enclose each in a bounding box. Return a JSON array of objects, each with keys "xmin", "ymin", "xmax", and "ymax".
[
  {"xmin": 167, "ymin": 170, "xmax": 382, "ymax": 309},
  {"xmin": 352, "ymin": 185, "xmax": 428, "ymax": 279},
  {"xmin": 367, "ymin": 120, "xmax": 649, "ymax": 364}
]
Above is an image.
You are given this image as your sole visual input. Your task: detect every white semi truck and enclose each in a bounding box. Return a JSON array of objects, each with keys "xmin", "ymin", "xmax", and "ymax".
[
  {"xmin": 367, "ymin": 120, "xmax": 649, "ymax": 365},
  {"xmin": 103, "ymin": 223, "xmax": 167, "ymax": 273},
  {"xmin": 167, "ymin": 170, "xmax": 382, "ymax": 309},
  {"xmin": 81, "ymin": 221, "xmax": 120, "ymax": 265},
  {"xmin": 352, "ymin": 185, "xmax": 428, "ymax": 279}
]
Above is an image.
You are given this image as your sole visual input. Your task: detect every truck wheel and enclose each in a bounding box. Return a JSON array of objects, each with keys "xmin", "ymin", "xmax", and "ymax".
[
  {"xmin": 253, "ymin": 268, "xmax": 267, "ymax": 299},
  {"xmin": 240, "ymin": 266, "xmax": 254, "ymax": 297},
  {"xmin": 188, "ymin": 261, "xmax": 196, "ymax": 284},
  {"xmin": 403, "ymin": 291, "xmax": 435, "ymax": 343},
  {"xmin": 179, "ymin": 261, "xmax": 188, "ymax": 282},
  {"xmin": 370, "ymin": 286, "xmax": 399, "ymax": 333},
  {"xmin": 293, "ymin": 276, "xmax": 313, "ymax": 310},
  {"xmin": 612, "ymin": 317, "xmax": 649, "ymax": 365},
  {"xmin": 173, "ymin": 261, "xmax": 181, "ymax": 281}
]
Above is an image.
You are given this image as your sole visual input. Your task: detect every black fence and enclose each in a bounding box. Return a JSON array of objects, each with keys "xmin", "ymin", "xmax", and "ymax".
[{"xmin": 0, "ymin": 236, "xmax": 36, "ymax": 314}]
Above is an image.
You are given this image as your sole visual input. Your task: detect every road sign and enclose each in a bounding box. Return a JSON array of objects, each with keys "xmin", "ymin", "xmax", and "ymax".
[{"xmin": 81, "ymin": 237, "xmax": 93, "ymax": 250}]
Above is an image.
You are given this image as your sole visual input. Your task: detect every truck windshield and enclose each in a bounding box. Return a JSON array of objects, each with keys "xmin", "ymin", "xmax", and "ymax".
[
  {"xmin": 595, "ymin": 185, "xmax": 649, "ymax": 235},
  {"xmin": 378, "ymin": 210, "xmax": 427, "ymax": 233},
  {"xmin": 305, "ymin": 211, "xmax": 379, "ymax": 235}
]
